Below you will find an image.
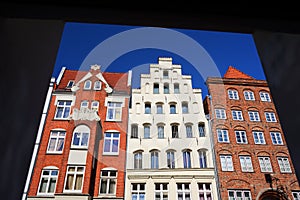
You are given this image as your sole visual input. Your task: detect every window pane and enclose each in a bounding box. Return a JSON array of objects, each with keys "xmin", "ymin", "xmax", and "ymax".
[{"xmin": 112, "ymin": 139, "xmax": 119, "ymax": 152}]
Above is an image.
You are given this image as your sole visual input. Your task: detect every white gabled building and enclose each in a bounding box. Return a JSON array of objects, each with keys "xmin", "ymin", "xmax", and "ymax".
[{"xmin": 125, "ymin": 57, "xmax": 218, "ymax": 200}]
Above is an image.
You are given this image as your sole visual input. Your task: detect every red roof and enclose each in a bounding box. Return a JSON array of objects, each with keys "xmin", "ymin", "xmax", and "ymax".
[{"xmin": 223, "ymin": 66, "xmax": 255, "ymax": 79}]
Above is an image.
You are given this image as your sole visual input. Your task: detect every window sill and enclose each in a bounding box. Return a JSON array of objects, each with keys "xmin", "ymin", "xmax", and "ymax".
[
  {"xmin": 102, "ymin": 153, "xmax": 119, "ymax": 156},
  {"xmin": 46, "ymin": 151, "xmax": 63, "ymax": 155}
]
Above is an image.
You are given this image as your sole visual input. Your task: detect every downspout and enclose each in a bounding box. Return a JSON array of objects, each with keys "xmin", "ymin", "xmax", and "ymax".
[{"xmin": 21, "ymin": 77, "xmax": 55, "ymax": 200}]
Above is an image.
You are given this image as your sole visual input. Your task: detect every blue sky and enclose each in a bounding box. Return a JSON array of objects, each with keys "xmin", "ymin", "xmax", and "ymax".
[{"xmin": 53, "ymin": 22, "xmax": 266, "ymax": 99}]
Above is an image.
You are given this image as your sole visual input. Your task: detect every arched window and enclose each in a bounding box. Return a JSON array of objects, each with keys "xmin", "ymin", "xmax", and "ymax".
[
  {"xmin": 145, "ymin": 102, "xmax": 151, "ymax": 114},
  {"xmin": 157, "ymin": 124, "xmax": 165, "ymax": 139},
  {"xmin": 150, "ymin": 150, "xmax": 159, "ymax": 169},
  {"xmin": 171, "ymin": 123, "xmax": 179, "ymax": 138},
  {"xmin": 91, "ymin": 101, "xmax": 99, "ymax": 111},
  {"xmin": 198, "ymin": 123, "xmax": 205, "ymax": 137},
  {"xmin": 198, "ymin": 149, "xmax": 207, "ymax": 168},
  {"xmin": 143, "ymin": 123, "xmax": 151, "ymax": 139},
  {"xmin": 182, "ymin": 149, "xmax": 192, "ymax": 168},
  {"xmin": 167, "ymin": 150, "xmax": 176, "ymax": 169},
  {"xmin": 94, "ymin": 81, "xmax": 101, "ymax": 90},
  {"xmin": 153, "ymin": 83, "xmax": 159, "ymax": 94},
  {"xmin": 228, "ymin": 89, "xmax": 239, "ymax": 100},
  {"xmin": 84, "ymin": 80, "xmax": 91, "ymax": 90},
  {"xmin": 156, "ymin": 103, "xmax": 163, "ymax": 114},
  {"xmin": 134, "ymin": 151, "xmax": 143, "ymax": 169},
  {"xmin": 145, "ymin": 83, "xmax": 150, "ymax": 94},
  {"xmin": 185, "ymin": 124, "xmax": 193, "ymax": 138},
  {"xmin": 71, "ymin": 125, "xmax": 90, "ymax": 148},
  {"xmin": 170, "ymin": 103, "xmax": 176, "ymax": 114},
  {"xmin": 38, "ymin": 166, "xmax": 59, "ymax": 195},
  {"xmin": 182, "ymin": 102, "xmax": 189, "ymax": 113},
  {"xmin": 174, "ymin": 83, "xmax": 180, "ymax": 94},
  {"xmin": 80, "ymin": 100, "xmax": 89, "ymax": 110},
  {"xmin": 244, "ymin": 90, "xmax": 255, "ymax": 100}
]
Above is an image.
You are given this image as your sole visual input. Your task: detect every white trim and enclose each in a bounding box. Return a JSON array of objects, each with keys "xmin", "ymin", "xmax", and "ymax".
[
  {"xmin": 128, "ymin": 70, "xmax": 132, "ymax": 86},
  {"xmin": 56, "ymin": 66, "xmax": 66, "ymax": 85}
]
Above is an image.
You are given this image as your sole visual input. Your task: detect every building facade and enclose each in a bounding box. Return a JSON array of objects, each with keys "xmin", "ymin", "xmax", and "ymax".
[
  {"xmin": 204, "ymin": 66, "xmax": 300, "ymax": 199},
  {"xmin": 125, "ymin": 57, "xmax": 218, "ymax": 200},
  {"xmin": 23, "ymin": 65, "xmax": 131, "ymax": 200}
]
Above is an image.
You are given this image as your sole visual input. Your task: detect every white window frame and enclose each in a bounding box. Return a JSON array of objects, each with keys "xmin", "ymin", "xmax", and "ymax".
[
  {"xmin": 252, "ymin": 131, "xmax": 266, "ymax": 144},
  {"xmin": 232, "ymin": 110, "xmax": 243, "ymax": 121},
  {"xmin": 248, "ymin": 111, "xmax": 260, "ymax": 121},
  {"xmin": 270, "ymin": 132, "xmax": 283, "ymax": 145},
  {"xmin": 244, "ymin": 90, "xmax": 255, "ymax": 101},
  {"xmin": 277, "ymin": 157, "xmax": 292, "ymax": 173},
  {"xmin": 151, "ymin": 150, "xmax": 159, "ymax": 169},
  {"xmin": 228, "ymin": 189, "xmax": 252, "ymax": 200},
  {"xmin": 235, "ymin": 130, "xmax": 248, "ymax": 144},
  {"xmin": 103, "ymin": 132, "xmax": 120, "ymax": 155},
  {"xmin": 94, "ymin": 80, "xmax": 101, "ymax": 90},
  {"xmin": 84, "ymin": 80, "xmax": 91, "ymax": 90},
  {"xmin": 80, "ymin": 100, "xmax": 89, "ymax": 110},
  {"xmin": 106, "ymin": 102, "xmax": 122, "ymax": 121},
  {"xmin": 167, "ymin": 151, "xmax": 175, "ymax": 169},
  {"xmin": 265, "ymin": 112, "xmax": 277, "ymax": 122},
  {"xmin": 239, "ymin": 155, "xmax": 254, "ymax": 172},
  {"xmin": 198, "ymin": 183, "xmax": 213, "ymax": 200},
  {"xmin": 91, "ymin": 101, "xmax": 99, "ymax": 111},
  {"xmin": 258, "ymin": 157, "xmax": 273, "ymax": 172},
  {"xmin": 54, "ymin": 100, "xmax": 72, "ymax": 120},
  {"xmin": 47, "ymin": 130, "xmax": 66, "ymax": 154},
  {"xmin": 131, "ymin": 183, "xmax": 145, "ymax": 200},
  {"xmin": 134, "ymin": 151, "xmax": 143, "ymax": 169},
  {"xmin": 217, "ymin": 129, "xmax": 230, "ymax": 143},
  {"xmin": 292, "ymin": 191, "xmax": 300, "ymax": 200},
  {"xmin": 260, "ymin": 91, "xmax": 271, "ymax": 102},
  {"xmin": 71, "ymin": 131, "xmax": 89, "ymax": 149},
  {"xmin": 64, "ymin": 166, "xmax": 85, "ymax": 192},
  {"xmin": 215, "ymin": 108, "xmax": 226, "ymax": 119},
  {"xmin": 37, "ymin": 168, "xmax": 58, "ymax": 195},
  {"xmin": 220, "ymin": 155, "xmax": 234, "ymax": 171},
  {"xmin": 177, "ymin": 183, "xmax": 191, "ymax": 200},
  {"xmin": 99, "ymin": 170, "xmax": 117, "ymax": 195},
  {"xmin": 155, "ymin": 183, "xmax": 169, "ymax": 200},
  {"xmin": 228, "ymin": 89, "xmax": 239, "ymax": 100}
]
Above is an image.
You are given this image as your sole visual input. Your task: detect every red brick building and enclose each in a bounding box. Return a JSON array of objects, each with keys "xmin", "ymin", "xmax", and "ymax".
[
  {"xmin": 24, "ymin": 65, "xmax": 131, "ymax": 200},
  {"xmin": 204, "ymin": 66, "xmax": 300, "ymax": 200}
]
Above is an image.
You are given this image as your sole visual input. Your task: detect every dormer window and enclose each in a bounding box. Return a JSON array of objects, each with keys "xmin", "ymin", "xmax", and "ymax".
[
  {"xmin": 84, "ymin": 80, "xmax": 91, "ymax": 90},
  {"xmin": 66, "ymin": 80, "xmax": 74, "ymax": 89},
  {"xmin": 94, "ymin": 81, "xmax": 101, "ymax": 90}
]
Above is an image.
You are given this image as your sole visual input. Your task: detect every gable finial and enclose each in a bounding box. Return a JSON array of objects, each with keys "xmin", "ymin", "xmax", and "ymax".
[{"xmin": 90, "ymin": 64, "xmax": 101, "ymax": 71}]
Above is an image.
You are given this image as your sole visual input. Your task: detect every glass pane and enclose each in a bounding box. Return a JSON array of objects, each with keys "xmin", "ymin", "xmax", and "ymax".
[
  {"xmin": 75, "ymin": 175, "xmax": 83, "ymax": 190},
  {"xmin": 65, "ymin": 174, "xmax": 74, "ymax": 190},
  {"xmin": 108, "ymin": 179, "xmax": 116, "ymax": 193},
  {"xmin": 81, "ymin": 133, "xmax": 89, "ymax": 146},
  {"xmin": 57, "ymin": 138, "xmax": 64, "ymax": 151},
  {"xmin": 104, "ymin": 139, "xmax": 111, "ymax": 152},
  {"xmin": 73, "ymin": 133, "xmax": 80, "ymax": 145},
  {"xmin": 63, "ymin": 107, "xmax": 70, "ymax": 118},
  {"xmin": 112, "ymin": 139, "xmax": 119, "ymax": 152},
  {"xmin": 39, "ymin": 178, "xmax": 48, "ymax": 193},
  {"xmin": 48, "ymin": 138, "xmax": 56, "ymax": 151},
  {"xmin": 55, "ymin": 107, "xmax": 63, "ymax": 118},
  {"xmin": 100, "ymin": 179, "xmax": 107, "ymax": 193},
  {"xmin": 48, "ymin": 178, "xmax": 56, "ymax": 193}
]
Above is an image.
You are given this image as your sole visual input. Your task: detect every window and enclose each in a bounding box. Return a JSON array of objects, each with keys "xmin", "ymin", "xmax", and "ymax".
[
  {"xmin": 164, "ymin": 83, "xmax": 169, "ymax": 94},
  {"xmin": 145, "ymin": 83, "xmax": 150, "ymax": 94},
  {"xmin": 151, "ymin": 150, "xmax": 159, "ymax": 169},
  {"xmin": 99, "ymin": 170, "xmax": 117, "ymax": 195},
  {"xmin": 270, "ymin": 132, "xmax": 283, "ymax": 145},
  {"xmin": 220, "ymin": 155, "xmax": 234, "ymax": 171},
  {"xmin": 154, "ymin": 83, "xmax": 159, "ymax": 94},
  {"xmin": 55, "ymin": 100, "xmax": 72, "ymax": 119},
  {"xmin": 292, "ymin": 191, "xmax": 300, "ymax": 200},
  {"xmin": 217, "ymin": 129, "xmax": 229, "ymax": 143},
  {"xmin": 228, "ymin": 89, "xmax": 239, "ymax": 100},
  {"xmin": 38, "ymin": 168, "xmax": 58, "ymax": 195},
  {"xmin": 158, "ymin": 125, "xmax": 164, "ymax": 139},
  {"xmin": 232, "ymin": 110, "xmax": 243, "ymax": 121},
  {"xmin": 258, "ymin": 157, "xmax": 273, "ymax": 172},
  {"xmin": 131, "ymin": 183, "xmax": 145, "ymax": 200},
  {"xmin": 131, "ymin": 124, "xmax": 138, "ymax": 138},
  {"xmin": 64, "ymin": 166, "xmax": 85, "ymax": 192},
  {"xmin": 174, "ymin": 83, "xmax": 180, "ymax": 94},
  {"xmin": 80, "ymin": 100, "xmax": 89, "ymax": 109},
  {"xmin": 84, "ymin": 80, "xmax": 91, "ymax": 90},
  {"xmin": 156, "ymin": 103, "xmax": 163, "ymax": 114},
  {"xmin": 163, "ymin": 70, "xmax": 168, "ymax": 79},
  {"xmin": 198, "ymin": 123, "xmax": 205, "ymax": 137},
  {"xmin": 244, "ymin": 90, "xmax": 255, "ymax": 100},
  {"xmin": 47, "ymin": 130, "xmax": 66, "ymax": 153},
  {"xmin": 72, "ymin": 127, "xmax": 89, "ymax": 148},
  {"xmin": 144, "ymin": 124, "xmax": 150, "ymax": 139},
  {"xmin": 248, "ymin": 111, "xmax": 260, "ymax": 121},
  {"xmin": 277, "ymin": 157, "xmax": 292, "ymax": 173},
  {"xmin": 170, "ymin": 104, "xmax": 176, "ymax": 114},
  {"xmin": 239, "ymin": 156, "xmax": 253, "ymax": 172},
  {"xmin": 186, "ymin": 124, "xmax": 193, "ymax": 138},
  {"xmin": 265, "ymin": 112, "xmax": 277, "ymax": 122},
  {"xmin": 94, "ymin": 81, "xmax": 101, "ymax": 90},
  {"xmin": 91, "ymin": 101, "xmax": 99, "ymax": 111},
  {"xmin": 167, "ymin": 151, "xmax": 175, "ymax": 169},
  {"xmin": 198, "ymin": 150, "xmax": 207, "ymax": 168},
  {"xmin": 260, "ymin": 91, "xmax": 271, "ymax": 102},
  {"xmin": 183, "ymin": 150, "xmax": 191, "ymax": 168},
  {"xmin": 103, "ymin": 132, "xmax": 120, "ymax": 155},
  {"xmin": 252, "ymin": 131, "xmax": 265, "ymax": 144},
  {"xmin": 155, "ymin": 183, "xmax": 168, "ymax": 200},
  {"xmin": 235, "ymin": 130, "xmax": 248, "ymax": 144},
  {"xmin": 134, "ymin": 151, "xmax": 143, "ymax": 169},
  {"xmin": 177, "ymin": 183, "xmax": 191, "ymax": 200},
  {"xmin": 182, "ymin": 102, "xmax": 189, "ymax": 113},
  {"xmin": 66, "ymin": 80, "xmax": 74, "ymax": 89},
  {"xmin": 198, "ymin": 183, "xmax": 212, "ymax": 200},
  {"xmin": 145, "ymin": 103, "xmax": 151, "ymax": 114},
  {"xmin": 215, "ymin": 108, "xmax": 226, "ymax": 119},
  {"xmin": 106, "ymin": 102, "xmax": 122, "ymax": 121},
  {"xmin": 228, "ymin": 190, "xmax": 252, "ymax": 200},
  {"xmin": 171, "ymin": 124, "xmax": 179, "ymax": 138}
]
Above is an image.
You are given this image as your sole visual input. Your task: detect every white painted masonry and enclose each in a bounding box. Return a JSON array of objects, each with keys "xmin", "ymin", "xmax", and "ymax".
[{"xmin": 125, "ymin": 57, "xmax": 218, "ymax": 200}]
